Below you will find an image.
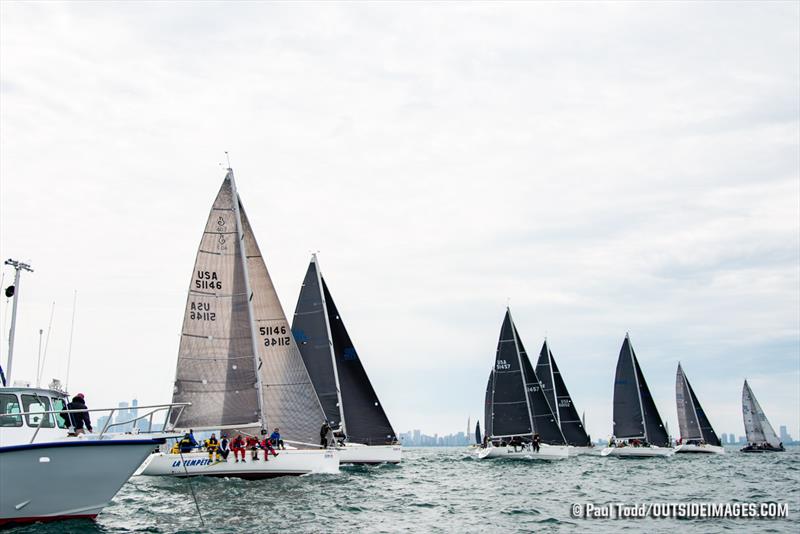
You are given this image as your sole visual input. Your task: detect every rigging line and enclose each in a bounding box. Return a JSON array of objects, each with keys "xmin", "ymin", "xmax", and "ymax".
[
  {"xmin": 178, "ymin": 448, "xmax": 205, "ymax": 528},
  {"xmin": 65, "ymin": 290, "xmax": 77, "ymax": 391},
  {"xmin": 39, "ymin": 301, "xmax": 56, "ymax": 386}
]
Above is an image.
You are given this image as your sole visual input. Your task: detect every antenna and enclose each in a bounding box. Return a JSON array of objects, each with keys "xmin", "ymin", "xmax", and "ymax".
[
  {"xmin": 38, "ymin": 301, "xmax": 56, "ymax": 387},
  {"xmin": 36, "ymin": 329, "xmax": 43, "ymax": 387},
  {"xmin": 225, "ymin": 151, "xmax": 232, "ymax": 170},
  {"xmin": 4, "ymin": 258, "xmax": 34, "ymax": 385},
  {"xmin": 65, "ymin": 290, "xmax": 77, "ymax": 391}
]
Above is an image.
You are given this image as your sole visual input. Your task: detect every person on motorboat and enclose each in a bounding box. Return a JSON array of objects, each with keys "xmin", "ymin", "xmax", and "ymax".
[
  {"xmin": 269, "ymin": 427, "xmax": 285, "ymax": 450},
  {"xmin": 61, "ymin": 393, "xmax": 93, "ymax": 435}
]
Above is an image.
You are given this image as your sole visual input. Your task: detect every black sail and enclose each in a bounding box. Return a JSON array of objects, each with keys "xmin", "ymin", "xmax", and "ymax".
[
  {"xmin": 612, "ymin": 335, "xmax": 646, "ymax": 440},
  {"xmin": 683, "ymin": 369, "xmax": 721, "ymax": 446},
  {"xmin": 634, "ymin": 353, "xmax": 670, "ymax": 447},
  {"xmin": 475, "ymin": 421, "xmax": 482, "ymax": 445},
  {"xmin": 515, "ymin": 327, "xmax": 566, "ymax": 445},
  {"xmin": 322, "ymin": 277, "xmax": 396, "ymax": 445},
  {"xmin": 292, "ymin": 260, "xmax": 342, "ymax": 428},
  {"xmin": 489, "ymin": 311, "xmax": 532, "ymax": 437},
  {"xmin": 537, "ymin": 341, "xmax": 591, "ymax": 446},
  {"xmin": 484, "ymin": 371, "xmax": 494, "ymax": 438}
]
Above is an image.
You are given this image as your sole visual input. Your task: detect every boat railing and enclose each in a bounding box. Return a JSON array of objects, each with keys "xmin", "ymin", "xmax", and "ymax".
[{"xmin": 4, "ymin": 402, "xmax": 190, "ymax": 444}]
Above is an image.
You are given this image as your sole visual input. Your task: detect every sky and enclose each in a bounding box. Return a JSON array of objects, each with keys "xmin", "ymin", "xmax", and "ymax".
[{"xmin": 0, "ymin": 1, "xmax": 798, "ymax": 441}]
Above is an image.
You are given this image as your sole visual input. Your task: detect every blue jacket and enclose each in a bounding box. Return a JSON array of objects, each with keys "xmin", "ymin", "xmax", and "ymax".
[{"xmin": 270, "ymin": 431, "xmax": 281, "ymax": 443}]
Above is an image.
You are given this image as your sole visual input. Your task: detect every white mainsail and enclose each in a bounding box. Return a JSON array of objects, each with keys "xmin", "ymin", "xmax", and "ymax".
[
  {"xmin": 742, "ymin": 380, "xmax": 781, "ymax": 448},
  {"xmin": 170, "ymin": 170, "xmax": 326, "ymax": 445}
]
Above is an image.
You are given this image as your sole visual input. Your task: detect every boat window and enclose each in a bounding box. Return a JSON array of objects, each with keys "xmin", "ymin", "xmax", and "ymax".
[
  {"xmin": 21, "ymin": 395, "xmax": 55, "ymax": 428},
  {"xmin": 51, "ymin": 397, "xmax": 69, "ymax": 429},
  {"xmin": 0, "ymin": 394, "xmax": 22, "ymax": 427}
]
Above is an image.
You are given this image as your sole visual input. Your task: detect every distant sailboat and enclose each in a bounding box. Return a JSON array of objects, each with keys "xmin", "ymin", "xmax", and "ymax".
[
  {"xmin": 292, "ymin": 254, "xmax": 400, "ymax": 464},
  {"xmin": 478, "ymin": 308, "xmax": 569, "ymax": 460},
  {"xmin": 674, "ymin": 363, "xmax": 724, "ymax": 454},
  {"xmin": 741, "ymin": 380, "xmax": 784, "ymax": 453},
  {"xmin": 601, "ymin": 334, "xmax": 673, "ymax": 458},
  {"xmin": 140, "ymin": 169, "xmax": 339, "ymax": 477},
  {"xmin": 475, "ymin": 420, "xmax": 482, "ymax": 446},
  {"xmin": 535, "ymin": 340, "xmax": 593, "ymax": 454}
]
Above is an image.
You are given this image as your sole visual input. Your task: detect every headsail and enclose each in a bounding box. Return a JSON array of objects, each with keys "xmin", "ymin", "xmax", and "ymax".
[
  {"xmin": 742, "ymin": 380, "xmax": 781, "ymax": 448},
  {"xmin": 514, "ymin": 325, "xmax": 566, "ymax": 445},
  {"xmin": 475, "ymin": 421, "xmax": 482, "ymax": 445},
  {"xmin": 536, "ymin": 341, "xmax": 591, "ymax": 446},
  {"xmin": 676, "ymin": 364, "xmax": 721, "ymax": 446},
  {"xmin": 612, "ymin": 335, "xmax": 669, "ymax": 447},
  {"xmin": 171, "ymin": 171, "xmax": 326, "ymax": 445},
  {"xmin": 292, "ymin": 256, "xmax": 396, "ymax": 445},
  {"xmin": 484, "ymin": 371, "xmax": 493, "ymax": 438}
]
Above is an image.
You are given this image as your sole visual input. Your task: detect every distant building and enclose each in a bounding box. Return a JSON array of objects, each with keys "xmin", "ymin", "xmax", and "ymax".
[
  {"xmin": 738, "ymin": 435, "xmax": 746, "ymax": 444},
  {"xmin": 779, "ymin": 425, "xmax": 793, "ymax": 443}
]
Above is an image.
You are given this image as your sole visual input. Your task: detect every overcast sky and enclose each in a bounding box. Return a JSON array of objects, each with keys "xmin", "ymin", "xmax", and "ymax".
[{"xmin": 1, "ymin": 1, "xmax": 798, "ymax": 441}]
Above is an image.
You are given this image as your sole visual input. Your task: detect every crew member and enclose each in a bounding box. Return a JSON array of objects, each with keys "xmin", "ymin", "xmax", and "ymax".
[
  {"xmin": 261, "ymin": 436, "xmax": 279, "ymax": 460},
  {"xmin": 231, "ymin": 434, "xmax": 246, "ymax": 462},
  {"xmin": 219, "ymin": 434, "xmax": 230, "ymax": 461},
  {"xmin": 246, "ymin": 435, "xmax": 259, "ymax": 460},
  {"xmin": 205, "ymin": 433, "xmax": 220, "ymax": 462},
  {"xmin": 269, "ymin": 427, "xmax": 285, "ymax": 450},
  {"xmin": 320, "ymin": 421, "xmax": 332, "ymax": 447},
  {"xmin": 61, "ymin": 393, "xmax": 93, "ymax": 435}
]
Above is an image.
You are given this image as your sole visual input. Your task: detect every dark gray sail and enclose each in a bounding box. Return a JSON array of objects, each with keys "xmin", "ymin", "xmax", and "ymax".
[
  {"xmin": 612, "ymin": 335, "xmax": 669, "ymax": 447},
  {"xmin": 292, "ymin": 260, "xmax": 342, "ymax": 428},
  {"xmin": 484, "ymin": 371, "xmax": 493, "ymax": 438},
  {"xmin": 685, "ymin": 372, "xmax": 720, "ymax": 446},
  {"xmin": 515, "ymin": 327, "xmax": 566, "ymax": 445},
  {"xmin": 676, "ymin": 364, "xmax": 720, "ymax": 446},
  {"xmin": 489, "ymin": 310, "xmax": 532, "ymax": 438},
  {"xmin": 322, "ymin": 277, "xmax": 395, "ymax": 444},
  {"xmin": 475, "ymin": 421, "xmax": 482, "ymax": 445},
  {"xmin": 536, "ymin": 341, "xmax": 591, "ymax": 446}
]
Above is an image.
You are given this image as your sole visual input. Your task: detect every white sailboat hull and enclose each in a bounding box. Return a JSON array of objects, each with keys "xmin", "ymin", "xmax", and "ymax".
[
  {"xmin": 477, "ymin": 443, "xmax": 569, "ymax": 460},
  {"xmin": 1, "ymin": 437, "xmax": 168, "ymax": 526},
  {"xmin": 600, "ymin": 445, "xmax": 674, "ymax": 458},
  {"xmin": 337, "ymin": 443, "xmax": 402, "ymax": 464},
  {"xmin": 568, "ymin": 446, "xmax": 599, "ymax": 456},
  {"xmin": 674, "ymin": 443, "xmax": 725, "ymax": 454},
  {"xmin": 137, "ymin": 448, "xmax": 339, "ymax": 478}
]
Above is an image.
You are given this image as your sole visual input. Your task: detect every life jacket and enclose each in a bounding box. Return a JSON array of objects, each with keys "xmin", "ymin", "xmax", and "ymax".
[
  {"xmin": 170, "ymin": 443, "xmax": 180, "ymax": 454},
  {"xmin": 179, "ymin": 435, "xmax": 193, "ymax": 447},
  {"xmin": 206, "ymin": 438, "xmax": 219, "ymax": 451},
  {"xmin": 232, "ymin": 437, "xmax": 244, "ymax": 449}
]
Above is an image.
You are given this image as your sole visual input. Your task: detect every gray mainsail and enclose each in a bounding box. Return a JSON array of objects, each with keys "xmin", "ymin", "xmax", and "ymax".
[
  {"xmin": 676, "ymin": 363, "xmax": 721, "ymax": 446},
  {"xmin": 171, "ymin": 170, "xmax": 326, "ymax": 445},
  {"xmin": 292, "ymin": 255, "xmax": 396, "ymax": 445},
  {"xmin": 612, "ymin": 334, "xmax": 670, "ymax": 447},
  {"xmin": 536, "ymin": 341, "xmax": 591, "ymax": 446},
  {"xmin": 742, "ymin": 380, "xmax": 781, "ymax": 448}
]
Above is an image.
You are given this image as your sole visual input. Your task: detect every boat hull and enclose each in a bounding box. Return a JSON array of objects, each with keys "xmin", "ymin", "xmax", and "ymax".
[
  {"xmin": 568, "ymin": 446, "xmax": 599, "ymax": 456},
  {"xmin": 477, "ymin": 443, "xmax": 569, "ymax": 460},
  {"xmin": 337, "ymin": 444, "xmax": 402, "ymax": 464},
  {"xmin": 740, "ymin": 444, "xmax": 785, "ymax": 453},
  {"xmin": 0, "ymin": 438, "xmax": 166, "ymax": 526},
  {"xmin": 137, "ymin": 448, "xmax": 339, "ymax": 478},
  {"xmin": 600, "ymin": 445, "xmax": 674, "ymax": 458},
  {"xmin": 674, "ymin": 443, "xmax": 725, "ymax": 454}
]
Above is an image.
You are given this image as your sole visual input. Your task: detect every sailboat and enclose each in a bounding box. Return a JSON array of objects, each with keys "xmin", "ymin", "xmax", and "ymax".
[
  {"xmin": 674, "ymin": 363, "xmax": 724, "ymax": 454},
  {"xmin": 535, "ymin": 340, "xmax": 594, "ymax": 455},
  {"xmin": 477, "ymin": 309, "xmax": 569, "ymax": 460},
  {"xmin": 741, "ymin": 380, "xmax": 784, "ymax": 453},
  {"xmin": 475, "ymin": 420, "xmax": 481, "ymax": 446},
  {"xmin": 601, "ymin": 334, "xmax": 673, "ymax": 458},
  {"xmin": 139, "ymin": 169, "xmax": 339, "ymax": 478},
  {"xmin": 291, "ymin": 254, "xmax": 400, "ymax": 464}
]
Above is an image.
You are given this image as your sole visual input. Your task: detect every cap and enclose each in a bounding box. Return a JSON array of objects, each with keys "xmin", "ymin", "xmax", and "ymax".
[{"xmin": 76, "ymin": 393, "xmax": 85, "ymax": 399}]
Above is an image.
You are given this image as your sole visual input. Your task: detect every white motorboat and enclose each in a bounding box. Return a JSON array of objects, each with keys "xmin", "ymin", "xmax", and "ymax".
[
  {"xmin": 0, "ymin": 386, "xmax": 182, "ymax": 527},
  {"xmin": 477, "ymin": 443, "xmax": 569, "ymax": 460}
]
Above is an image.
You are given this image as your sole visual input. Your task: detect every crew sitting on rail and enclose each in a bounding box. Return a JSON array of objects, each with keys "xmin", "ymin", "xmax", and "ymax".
[
  {"xmin": 231, "ymin": 434, "xmax": 246, "ymax": 462},
  {"xmin": 260, "ymin": 436, "xmax": 279, "ymax": 461},
  {"xmin": 269, "ymin": 427, "xmax": 285, "ymax": 450},
  {"xmin": 205, "ymin": 433, "xmax": 220, "ymax": 462},
  {"xmin": 179, "ymin": 430, "xmax": 198, "ymax": 453},
  {"xmin": 218, "ymin": 434, "xmax": 230, "ymax": 461},
  {"xmin": 246, "ymin": 435, "xmax": 259, "ymax": 460}
]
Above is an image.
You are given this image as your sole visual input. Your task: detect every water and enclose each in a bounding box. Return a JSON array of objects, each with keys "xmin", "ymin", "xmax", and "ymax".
[{"xmin": 9, "ymin": 447, "xmax": 800, "ymax": 533}]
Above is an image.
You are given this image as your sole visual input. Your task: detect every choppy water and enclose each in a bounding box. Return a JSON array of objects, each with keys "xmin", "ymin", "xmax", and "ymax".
[{"xmin": 9, "ymin": 446, "xmax": 800, "ymax": 533}]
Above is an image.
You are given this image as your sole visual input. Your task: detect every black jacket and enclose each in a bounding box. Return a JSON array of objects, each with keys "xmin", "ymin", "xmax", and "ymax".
[{"xmin": 62, "ymin": 396, "xmax": 92, "ymax": 431}]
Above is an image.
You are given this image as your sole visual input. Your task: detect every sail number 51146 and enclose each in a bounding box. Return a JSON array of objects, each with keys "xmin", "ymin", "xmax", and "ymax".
[{"xmin": 259, "ymin": 326, "xmax": 290, "ymax": 347}]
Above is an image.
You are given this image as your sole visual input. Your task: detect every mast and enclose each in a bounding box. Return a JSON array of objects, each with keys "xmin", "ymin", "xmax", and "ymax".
[
  {"xmin": 4, "ymin": 259, "xmax": 33, "ymax": 385},
  {"xmin": 312, "ymin": 253, "xmax": 347, "ymax": 434},
  {"xmin": 628, "ymin": 333, "xmax": 648, "ymax": 441},
  {"xmin": 228, "ymin": 169, "xmax": 267, "ymax": 434},
  {"xmin": 508, "ymin": 308, "xmax": 535, "ymax": 436}
]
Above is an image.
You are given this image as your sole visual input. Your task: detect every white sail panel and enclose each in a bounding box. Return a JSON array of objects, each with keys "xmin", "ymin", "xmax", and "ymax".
[
  {"xmin": 171, "ymin": 176, "xmax": 261, "ymax": 429},
  {"xmin": 239, "ymin": 203, "xmax": 326, "ymax": 446},
  {"xmin": 742, "ymin": 381, "xmax": 781, "ymax": 448}
]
